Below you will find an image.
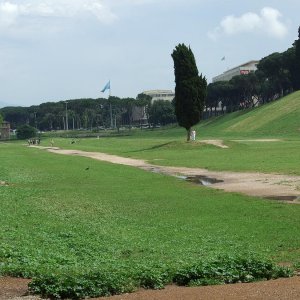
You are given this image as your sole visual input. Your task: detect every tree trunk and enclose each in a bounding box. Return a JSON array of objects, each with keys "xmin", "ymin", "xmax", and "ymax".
[{"xmin": 187, "ymin": 128, "xmax": 191, "ymax": 141}]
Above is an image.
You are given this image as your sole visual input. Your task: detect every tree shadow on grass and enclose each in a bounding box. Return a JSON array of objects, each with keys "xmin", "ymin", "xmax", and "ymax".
[{"xmin": 127, "ymin": 142, "xmax": 175, "ymax": 152}]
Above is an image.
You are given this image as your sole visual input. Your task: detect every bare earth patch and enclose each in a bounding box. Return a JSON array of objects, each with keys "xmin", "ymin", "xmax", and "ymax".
[
  {"xmin": 0, "ymin": 277, "xmax": 39, "ymax": 300},
  {"xmin": 200, "ymin": 139, "xmax": 229, "ymax": 148},
  {"xmin": 100, "ymin": 276, "xmax": 300, "ymax": 300},
  {"xmin": 231, "ymin": 139, "xmax": 282, "ymax": 142},
  {"xmin": 1, "ymin": 276, "xmax": 300, "ymax": 300}
]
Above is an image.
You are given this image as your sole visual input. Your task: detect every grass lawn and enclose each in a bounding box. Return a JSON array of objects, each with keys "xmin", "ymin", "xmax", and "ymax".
[
  {"xmin": 0, "ymin": 142, "xmax": 299, "ymax": 297},
  {"xmin": 1, "ymin": 92, "xmax": 300, "ymax": 298}
]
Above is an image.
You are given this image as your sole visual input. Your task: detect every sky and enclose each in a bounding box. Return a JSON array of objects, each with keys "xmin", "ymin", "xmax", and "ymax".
[{"xmin": 0, "ymin": 0, "xmax": 299, "ymax": 107}]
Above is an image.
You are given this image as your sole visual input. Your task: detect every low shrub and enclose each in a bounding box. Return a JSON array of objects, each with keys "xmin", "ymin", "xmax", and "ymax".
[
  {"xmin": 29, "ymin": 270, "xmax": 136, "ymax": 299},
  {"xmin": 28, "ymin": 255, "xmax": 293, "ymax": 299},
  {"xmin": 137, "ymin": 265, "xmax": 172, "ymax": 289},
  {"xmin": 173, "ymin": 255, "xmax": 292, "ymax": 287}
]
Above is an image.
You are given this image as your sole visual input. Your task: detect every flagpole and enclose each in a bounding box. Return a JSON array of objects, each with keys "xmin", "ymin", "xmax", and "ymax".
[
  {"xmin": 109, "ymin": 80, "xmax": 111, "ymax": 98},
  {"xmin": 109, "ymin": 80, "xmax": 113, "ymax": 128}
]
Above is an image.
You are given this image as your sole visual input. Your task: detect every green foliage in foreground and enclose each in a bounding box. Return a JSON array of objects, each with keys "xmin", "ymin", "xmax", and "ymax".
[
  {"xmin": 173, "ymin": 255, "xmax": 292, "ymax": 286},
  {"xmin": 28, "ymin": 255, "xmax": 291, "ymax": 299}
]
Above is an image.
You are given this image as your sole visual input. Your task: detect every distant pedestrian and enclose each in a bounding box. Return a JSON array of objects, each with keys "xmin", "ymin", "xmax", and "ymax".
[{"xmin": 50, "ymin": 139, "xmax": 54, "ymax": 147}]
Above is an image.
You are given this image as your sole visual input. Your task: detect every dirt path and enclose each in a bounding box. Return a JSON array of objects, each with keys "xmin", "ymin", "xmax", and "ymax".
[
  {"xmin": 32, "ymin": 146, "xmax": 300, "ymax": 203},
  {"xmin": 0, "ymin": 277, "xmax": 38, "ymax": 300},
  {"xmin": 101, "ymin": 276, "xmax": 300, "ymax": 300},
  {"xmin": 1, "ymin": 276, "xmax": 300, "ymax": 300},
  {"xmin": 232, "ymin": 139, "xmax": 282, "ymax": 142},
  {"xmin": 200, "ymin": 139, "xmax": 229, "ymax": 148}
]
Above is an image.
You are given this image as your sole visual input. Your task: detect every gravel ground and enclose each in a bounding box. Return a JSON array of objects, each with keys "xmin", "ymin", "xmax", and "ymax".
[{"xmin": 1, "ymin": 276, "xmax": 300, "ymax": 300}]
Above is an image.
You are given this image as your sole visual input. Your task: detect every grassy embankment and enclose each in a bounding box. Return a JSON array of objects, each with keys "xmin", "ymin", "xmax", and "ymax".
[{"xmin": 0, "ymin": 92, "xmax": 299, "ymax": 298}]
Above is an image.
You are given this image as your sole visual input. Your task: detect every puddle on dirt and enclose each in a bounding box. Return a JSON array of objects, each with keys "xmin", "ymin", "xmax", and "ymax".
[
  {"xmin": 264, "ymin": 195, "xmax": 299, "ymax": 201},
  {"xmin": 178, "ymin": 175, "xmax": 223, "ymax": 186}
]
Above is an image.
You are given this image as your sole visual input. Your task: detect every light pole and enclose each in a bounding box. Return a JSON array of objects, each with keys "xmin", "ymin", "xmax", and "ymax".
[
  {"xmin": 34, "ymin": 112, "xmax": 37, "ymax": 129},
  {"xmin": 65, "ymin": 101, "xmax": 68, "ymax": 131},
  {"xmin": 109, "ymin": 98, "xmax": 113, "ymax": 129}
]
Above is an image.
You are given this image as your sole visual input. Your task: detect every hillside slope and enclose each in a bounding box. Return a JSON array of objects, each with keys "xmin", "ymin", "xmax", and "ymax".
[{"xmin": 197, "ymin": 91, "xmax": 300, "ymax": 138}]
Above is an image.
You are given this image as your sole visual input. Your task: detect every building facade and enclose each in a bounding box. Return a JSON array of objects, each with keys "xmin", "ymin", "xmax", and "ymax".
[
  {"xmin": 132, "ymin": 90, "xmax": 175, "ymax": 124},
  {"xmin": 142, "ymin": 90, "xmax": 175, "ymax": 103},
  {"xmin": 212, "ymin": 60, "xmax": 259, "ymax": 83}
]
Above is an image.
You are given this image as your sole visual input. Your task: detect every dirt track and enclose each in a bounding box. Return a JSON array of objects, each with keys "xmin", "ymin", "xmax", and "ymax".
[
  {"xmin": 32, "ymin": 145, "xmax": 300, "ymax": 203},
  {"xmin": 1, "ymin": 276, "xmax": 300, "ymax": 300}
]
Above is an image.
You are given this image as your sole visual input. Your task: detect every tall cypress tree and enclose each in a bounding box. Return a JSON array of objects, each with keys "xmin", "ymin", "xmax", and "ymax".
[{"xmin": 171, "ymin": 44, "xmax": 207, "ymax": 141}]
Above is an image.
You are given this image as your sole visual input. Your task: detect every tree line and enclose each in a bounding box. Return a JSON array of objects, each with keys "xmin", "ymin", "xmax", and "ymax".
[
  {"xmin": 0, "ymin": 94, "xmax": 177, "ymax": 131},
  {"xmin": 205, "ymin": 26, "xmax": 300, "ymax": 116}
]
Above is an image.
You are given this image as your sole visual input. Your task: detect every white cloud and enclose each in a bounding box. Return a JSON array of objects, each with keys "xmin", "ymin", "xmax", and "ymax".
[
  {"xmin": 0, "ymin": 2, "xmax": 21, "ymax": 27},
  {"xmin": 208, "ymin": 7, "xmax": 288, "ymax": 41},
  {"xmin": 0, "ymin": 0, "xmax": 118, "ymax": 32}
]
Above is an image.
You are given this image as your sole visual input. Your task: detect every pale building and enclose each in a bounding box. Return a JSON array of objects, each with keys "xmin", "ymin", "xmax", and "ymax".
[
  {"xmin": 212, "ymin": 60, "xmax": 259, "ymax": 83},
  {"xmin": 142, "ymin": 90, "xmax": 175, "ymax": 103},
  {"xmin": 132, "ymin": 90, "xmax": 175, "ymax": 124}
]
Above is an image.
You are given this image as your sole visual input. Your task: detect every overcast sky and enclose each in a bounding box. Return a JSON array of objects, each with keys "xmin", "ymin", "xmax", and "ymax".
[{"xmin": 0, "ymin": 0, "xmax": 299, "ymax": 107}]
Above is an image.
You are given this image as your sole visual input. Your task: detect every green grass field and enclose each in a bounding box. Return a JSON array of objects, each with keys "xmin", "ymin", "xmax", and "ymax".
[
  {"xmin": 1, "ymin": 92, "xmax": 300, "ymax": 298},
  {"xmin": 43, "ymin": 92, "xmax": 300, "ymax": 175}
]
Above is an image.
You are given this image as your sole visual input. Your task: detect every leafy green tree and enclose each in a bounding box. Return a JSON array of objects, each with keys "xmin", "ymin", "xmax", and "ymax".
[
  {"xmin": 39, "ymin": 113, "xmax": 55, "ymax": 130},
  {"xmin": 171, "ymin": 44, "xmax": 207, "ymax": 141},
  {"xmin": 16, "ymin": 124, "xmax": 37, "ymax": 139},
  {"xmin": 206, "ymin": 81, "xmax": 233, "ymax": 115},
  {"xmin": 120, "ymin": 98, "xmax": 135, "ymax": 128},
  {"xmin": 0, "ymin": 113, "xmax": 3, "ymax": 124},
  {"xmin": 0, "ymin": 106, "xmax": 29, "ymax": 128},
  {"xmin": 257, "ymin": 52, "xmax": 292, "ymax": 98},
  {"xmin": 136, "ymin": 93, "xmax": 152, "ymax": 124},
  {"xmin": 148, "ymin": 100, "xmax": 176, "ymax": 126}
]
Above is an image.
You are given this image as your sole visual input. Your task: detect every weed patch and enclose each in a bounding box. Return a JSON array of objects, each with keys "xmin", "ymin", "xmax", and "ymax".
[
  {"xmin": 27, "ymin": 255, "xmax": 292, "ymax": 299},
  {"xmin": 173, "ymin": 255, "xmax": 292, "ymax": 287}
]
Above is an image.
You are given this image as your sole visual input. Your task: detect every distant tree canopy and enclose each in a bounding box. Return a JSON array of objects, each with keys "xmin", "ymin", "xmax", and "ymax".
[
  {"xmin": 172, "ymin": 43, "xmax": 207, "ymax": 140},
  {"xmin": 205, "ymin": 26, "xmax": 300, "ymax": 117},
  {"xmin": 16, "ymin": 124, "xmax": 37, "ymax": 139},
  {"xmin": 0, "ymin": 113, "xmax": 3, "ymax": 124},
  {"xmin": 0, "ymin": 106, "xmax": 29, "ymax": 128},
  {"xmin": 148, "ymin": 100, "xmax": 176, "ymax": 126},
  {"xmin": 0, "ymin": 94, "xmax": 177, "ymax": 131}
]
